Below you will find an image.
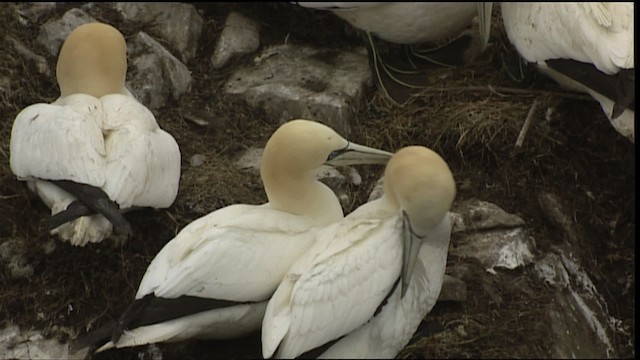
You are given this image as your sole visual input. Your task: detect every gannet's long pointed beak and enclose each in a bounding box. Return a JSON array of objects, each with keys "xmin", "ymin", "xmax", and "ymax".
[
  {"xmin": 477, "ymin": 2, "xmax": 493, "ymax": 51},
  {"xmin": 325, "ymin": 142, "xmax": 393, "ymax": 166},
  {"xmin": 401, "ymin": 211, "xmax": 424, "ymax": 298}
]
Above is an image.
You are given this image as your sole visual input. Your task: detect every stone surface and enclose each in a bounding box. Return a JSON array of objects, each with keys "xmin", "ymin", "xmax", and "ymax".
[
  {"xmin": 535, "ymin": 251, "xmax": 617, "ymax": 358},
  {"xmin": 0, "ymin": 323, "xmax": 87, "ymax": 360},
  {"xmin": 453, "ymin": 199, "xmax": 526, "ymax": 233},
  {"xmin": 537, "ymin": 191, "xmax": 580, "ymax": 245},
  {"xmin": 36, "ymin": 8, "xmax": 96, "ymax": 57},
  {"xmin": 452, "ymin": 227, "xmax": 535, "ymax": 272},
  {"xmin": 6, "ymin": 34, "xmax": 50, "ymax": 77},
  {"xmin": 437, "ymin": 275, "xmax": 467, "ymax": 302},
  {"xmin": 15, "ymin": 2, "xmax": 58, "ymax": 25},
  {"xmin": 212, "ymin": 11, "xmax": 260, "ymax": 69},
  {"xmin": 127, "ymin": 31, "xmax": 193, "ymax": 111},
  {"xmin": 115, "ymin": 2, "xmax": 203, "ymax": 63},
  {"xmin": 190, "ymin": 154, "xmax": 207, "ymax": 167},
  {"xmin": 0, "ymin": 239, "xmax": 33, "ymax": 280},
  {"xmin": 224, "ymin": 44, "xmax": 371, "ymax": 136}
]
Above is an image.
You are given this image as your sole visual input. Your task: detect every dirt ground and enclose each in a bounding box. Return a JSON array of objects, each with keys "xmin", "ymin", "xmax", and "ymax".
[{"xmin": 0, "ymin": 3, "xmax": 635, "ymax": 359}]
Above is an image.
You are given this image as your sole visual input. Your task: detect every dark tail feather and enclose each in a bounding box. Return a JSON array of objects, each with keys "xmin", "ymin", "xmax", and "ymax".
[
  {"xmin": 50, "ymin": 180, "xmax": 132, "ymax": 238},
  {"xmin": 112, "ymin": 295, "xmax": 153, "ymax": 344},
  {"xmin": 71, "ymin": 319, "xmax": 117, "ymax": 352},
  {"xmin": 49, "ymin": 200, "xmax": 93, "ymax": 230},
  {"xmin": 613, "ymin": 68, "xmax": 635, "ymax": 119},
  {"xmin": 112, "ymin": 294, "xmax": 261, "ymax": 344},
  {"xmin": 545, "ymin": 59, "xmax": 635, "ymax": 119}
]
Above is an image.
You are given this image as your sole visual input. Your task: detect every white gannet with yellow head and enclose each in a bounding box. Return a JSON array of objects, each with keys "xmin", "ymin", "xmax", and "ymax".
[
  {"xmin": 74, "ymin": 119, "xmax": 393, "ymax": 352},
  {"xmin": 262, "ymin": 145, "xmax": 456, "ymax": 359},
  {"xmin": 9, "ymin": 22, "xmax": 181, "ymax": 246},
  {"xmin": 501, "ymin": 2, "xmax": 634, "ymax": 142}
]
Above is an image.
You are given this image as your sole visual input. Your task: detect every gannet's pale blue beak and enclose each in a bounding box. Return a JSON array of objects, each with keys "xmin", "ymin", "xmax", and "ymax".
[
  {"xmin": 325, "ymin": 142, "xmax": 393, "ymax": 166},
  {"xmin": 401, "ymin": 211, "xmax": 424, "ymax": 298},
  {"xmin": 477, "ymin": 2, "xmax": 494, "ymax": 51}
]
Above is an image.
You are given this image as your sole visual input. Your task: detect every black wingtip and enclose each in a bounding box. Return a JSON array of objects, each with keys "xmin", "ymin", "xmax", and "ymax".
[
  {"xmin": 71, "ymin": 319, "xmax": 118, "ymax": 353},
  {"xmin": 612, "ymin": 68, "xmax": 635, "ymax": 119},
  {"xmin": 49, "ymin": 180, "xmax": 132, "ymax": 237},
  {"xmin": 49, "ymin": 201, "xmax": 93, "ymax": 230}
]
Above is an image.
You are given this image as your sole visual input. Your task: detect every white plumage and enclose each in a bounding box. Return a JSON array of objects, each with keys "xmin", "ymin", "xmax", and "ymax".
[
  {"xmin": 262, "ymin": 146, "xmax": 456, "ymax": 359},
  {"xmin": 501, "ymin": 2, "xmax": 635, "ymax": 142},
  {"xmin": 9, "ymin": 22, "xmax": 181, "ymax": 246},
  {"xmin": 297, "ymin": 2, "xmax": 490, "ymax": 46},
  {"xmin": 89, "ymin": 119, "xmax": 393, "ymax": 352}
]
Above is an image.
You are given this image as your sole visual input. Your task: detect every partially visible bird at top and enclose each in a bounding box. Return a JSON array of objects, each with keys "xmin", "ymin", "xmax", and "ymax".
[
  {"xmin": 295, "ymin": 2, "xmax": 494, "ymax": 105},
  {"xmin": 72, "ymin": 119, "xmax": 393, "ymax": 353},
  {"xmin": 501, "ymin": 2, "xmax": 635, "ymax": 143},
  {"xmin": 9, "ymin": 22, "xmax": 181, "ymax": 246},
  {"xmin": 262, "ymin": 145, "xmax": 456, "ymax": 359}
]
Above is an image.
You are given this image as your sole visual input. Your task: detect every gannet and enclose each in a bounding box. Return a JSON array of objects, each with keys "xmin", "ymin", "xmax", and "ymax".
[
  {"xmin": 262, "ymin": 145, "xmax": 456, "ymax": 359},
  {"xmin": 501, "ymin": 2, "xmax": 634, "ymax": 142},
  {"xmin": 9, "ymin": 22, "xmax": 181, "ymax": 246},
  {"xmin": 73, "ymin": 119, "xmax": 393, "ymax": 352},
  {"xmin": 296, "ymin": 2, "xmax": 494, "ymax": 104}
]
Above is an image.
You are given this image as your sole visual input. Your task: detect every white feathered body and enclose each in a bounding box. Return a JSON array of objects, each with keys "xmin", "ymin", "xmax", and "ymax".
[
  {"xmin": 319, "ymin": 214, "xmax": 451, "ymax": 359},
  {"xmin": 298, "ymin": 2, "xmax": 479, "ymax": 44},
  {"xmin": 9, "ymin": 92, "xmax": 180, "ymax": 245},
  {"xmin": 262, "ymin": 195, "xmax": 451, "ymax": 359},
  {"xmin": 98, "ymin": 202, "xmax": 334, "ymax": 351},
  {"xmin": 501, "ymin": 2, "xmax": 633, "ymax": 74},
  {"xmin": 501, "ymin": 2, "xmax": 635, "ymax": 141}
]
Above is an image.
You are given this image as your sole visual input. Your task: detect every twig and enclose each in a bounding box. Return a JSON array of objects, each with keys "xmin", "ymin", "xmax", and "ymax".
[
  {"xmin": 420, "ymin": 85, "xmax": 595, "ymax": 101},
  {"xmin": 182, "ymin": 113, "xmax": 209, "ymax": 126},
  {"xmin": 515, "ymin": 98, "xmax": 539, "ymax": 148}
]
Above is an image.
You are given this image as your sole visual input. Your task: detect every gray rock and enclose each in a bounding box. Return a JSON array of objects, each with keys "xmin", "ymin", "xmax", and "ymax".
[
  {"xmin": 367, "ymin": 177, "xmax": 384, "ymax": 202},
  {"xmin": 36, "ymin": 8, "xmax": 96, "ymax": 57},
  {"xmin": 189, "ymin": 154, "xmax": 207, "ymax": 167},
  {"xmin": 6, "ymin": 35, "xmax": 51, "ymax": 77},
  {"xmin": 235, "ymin": 147, "xmax": 264, "ymax": 173},
  {"xmin": 115, "ymin": 2, "xmax": 203, "ymax": 63},
  {"xmin": 127, "ymin": 31, "xmax": 193, "ymax": 111},
  {"xmin": 452, "ymin": 227, "xmax": 535, "ymax": 272},
  {"xmin": 224, "ymin": 44, "xmax": 372, "ymax": 136},
  {"xmin": 212, "ymin": 12, "xmax": 261, "ymax": 69},
  {"xmin": 535, "ymin": 251, "xmax": 617, "ymax": 358},
  {"xmin": 128, "ymin": 53, "xmax": 165, "ymax": 110},
  {"xmin": 453, "ymin": 199, "xmax": 526, "ymax": 233},
  {"xmin": 437, "ymin": 275, "xmax": 467, "ymax": 302},
  {"xmin": 16, "ymin": 2, "xmax": 58, "ymax": 25},
  {"xmin": 537, "ymin": 191, "xmax": 580, "ymax": 245},
  {"xmin": 0, "ymin": 323, "xmax": 88, "ymax": 360},
  {"xmin": 0, "ymin": 239, "xmax": 33, "ymax": 280},
  {"xmin": 0, "ymin": 77, "xmax": 10, "ymax": 93}
]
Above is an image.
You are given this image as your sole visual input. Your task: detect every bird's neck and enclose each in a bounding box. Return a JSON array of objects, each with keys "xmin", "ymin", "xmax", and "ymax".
[{"xmin": 263, "ymin": 173, "xmax": 344, "ymax": 225}]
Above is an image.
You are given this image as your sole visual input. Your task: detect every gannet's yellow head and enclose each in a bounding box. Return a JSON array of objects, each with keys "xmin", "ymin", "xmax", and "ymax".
[
  {"xmin": 383, "ymin": 145, "xmax": 456, "ymax": 234},
  {"xmin": 261, "ymin": 119, "xmax": 392, "ymax": 182},
  {"xmin": 56, "ymin": 22, "xmax": 127, "ymax": 98},
  {"xmin": 260, "ymin": 119, "xmax": 392, "ymax": 215}
]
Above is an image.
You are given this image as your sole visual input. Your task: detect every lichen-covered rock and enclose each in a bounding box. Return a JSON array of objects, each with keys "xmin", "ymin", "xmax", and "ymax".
[
  {"xmin": 115, "ymin": 2, "xmax": 203, "ymax": 63},
  {"xmin": 224, "ymin": 44, "xmax": 372, "ymax": 136},
  {"xmin": 36, "ymin": 8, "xmax": 96, "ymax": 57},
  {"xmin": 127, "ymin": 31, "xmax": 193, "ymax": 111},
  {"xmin": 211, "ymin": 11, "xmax": 260, "ymax": 69}
]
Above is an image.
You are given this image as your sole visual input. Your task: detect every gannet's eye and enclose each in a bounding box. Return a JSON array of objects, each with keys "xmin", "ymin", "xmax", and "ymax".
[
  {"xmin": 327, "ymin": 150, "xmax": 341, "ymax": 161},
  {"xmin": 327, "ymin": 143, "xmax": 350, "ymax": 162}
]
